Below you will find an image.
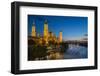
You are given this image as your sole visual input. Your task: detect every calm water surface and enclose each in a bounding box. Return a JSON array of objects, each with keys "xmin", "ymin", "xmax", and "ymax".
[{"xmin": 64, "ymin": 45, "xmax": 88, "ymax": 59}]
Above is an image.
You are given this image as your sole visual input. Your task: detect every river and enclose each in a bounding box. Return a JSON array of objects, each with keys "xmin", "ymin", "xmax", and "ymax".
[
  {"xmin": 63, "ymin": 45, "xmax": 88, "ymax": 59},
  {"xmin": 46, "ymin": 44, "xmax": 88, "ymax": 60}
]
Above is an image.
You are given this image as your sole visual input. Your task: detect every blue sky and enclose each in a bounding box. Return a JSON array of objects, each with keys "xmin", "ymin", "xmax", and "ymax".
[{"xmin": 28, "ymin": 15, "xmax": 88, "ymax": 41}]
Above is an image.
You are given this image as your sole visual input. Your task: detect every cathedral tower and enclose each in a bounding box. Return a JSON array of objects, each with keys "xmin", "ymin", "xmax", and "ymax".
[
  {"xmin": 31, "ymin": 22, "xmax": 36, "ymax": 37},
  {"xmin": 59, "ymin": 31, "xmax": 62, "ymax": 43},
  {"xmin": 44, "ymin": 20, "xmax": 48, "ymax": 44}
]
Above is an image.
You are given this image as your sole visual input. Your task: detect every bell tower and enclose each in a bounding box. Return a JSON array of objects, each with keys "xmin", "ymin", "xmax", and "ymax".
[
  {"xmin": 44, "ymin": 20, "xmax": 48, "ymax": 44},
  {"xmin": 59, "ymin": 31, "xmax": 62, "ymax": 43},
  {"xmin": 31, "ymin": 22, "xmax": 36, "ymax": 37}
]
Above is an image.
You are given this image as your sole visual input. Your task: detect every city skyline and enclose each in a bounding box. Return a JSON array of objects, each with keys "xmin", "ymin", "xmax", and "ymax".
[{"xmin": 28, "ymin": 15, "xmax": 88, "ymax": 41}]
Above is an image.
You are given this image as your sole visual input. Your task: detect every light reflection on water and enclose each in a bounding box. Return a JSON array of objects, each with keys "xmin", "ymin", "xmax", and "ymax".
[{"xmin": 64, "ymin": 45, "xmax": 88, "ymax": 59}]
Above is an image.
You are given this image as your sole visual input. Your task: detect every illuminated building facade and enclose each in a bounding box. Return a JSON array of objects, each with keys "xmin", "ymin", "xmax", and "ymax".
[
  {"xmin": 31, "ymin": 22, "xmax": 36, "ymax": 37},
  {"xmin": 44, "ymin": 20, "xmax": 49, "ymax": 44},
  {"xmin": 59, "ymin": 31, "xmax": 62, "ymax": 43},
  {"xmin": 30, "ymin": 20, "xmax": 63, "ymax": 45}
]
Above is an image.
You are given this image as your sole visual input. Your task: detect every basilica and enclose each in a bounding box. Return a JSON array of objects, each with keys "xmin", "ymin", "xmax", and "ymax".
[{"xmin": 28, "ymin": 20, "xmax": 63, "ymax": 46}]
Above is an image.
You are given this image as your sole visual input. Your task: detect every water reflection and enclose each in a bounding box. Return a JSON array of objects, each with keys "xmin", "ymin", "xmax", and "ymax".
[
  {"xmin": 63, "ymin": 45, "xmax": 87, "ymax": 59},
  {"xmin": 28, "ymin": 44, "xmax": 88, "ymax": 60},
  {"xmin": 46, "ymin": 44, "xmax": 87, "ymax": 60}
]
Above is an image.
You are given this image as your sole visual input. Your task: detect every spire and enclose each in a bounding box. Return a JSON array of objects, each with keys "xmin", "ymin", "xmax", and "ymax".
[
  {"xmin": 44, "ymin": 19, "xmax": 48, "ymax": 44},
  {"xmin": 44, "ymin": 19, "xmax": 48, "ymax": 24},
  {"xmin": 44, "ymin": 19, "xmax": 48, "ymax": 37},
  {"xmin": 31, "ymin": 21, "xmax": 36, "ymax": 37},
  {"xmin": 32, "ymin": 20, "xmax": 35, "ymax": 26}
]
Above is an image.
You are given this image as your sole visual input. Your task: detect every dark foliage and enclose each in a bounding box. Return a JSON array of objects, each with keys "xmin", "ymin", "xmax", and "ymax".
[{"xmin": 28, "ymin": 45, "xmax": 47, "ymax": 60}]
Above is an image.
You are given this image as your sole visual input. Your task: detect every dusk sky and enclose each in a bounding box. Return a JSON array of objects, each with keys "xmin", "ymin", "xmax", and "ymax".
[{"xmin": 28, "ymin": 15, "xmax": 88, "ymax": 41}]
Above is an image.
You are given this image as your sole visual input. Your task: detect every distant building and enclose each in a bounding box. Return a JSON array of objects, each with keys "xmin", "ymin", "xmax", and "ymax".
[{"xmin": 29, "ymin": 20, "xmax": 63, "ymax": 46}]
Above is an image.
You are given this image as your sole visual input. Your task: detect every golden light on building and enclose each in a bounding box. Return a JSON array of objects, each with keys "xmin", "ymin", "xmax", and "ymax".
[
  {"xmin": 31, "ymin": 22, "xmax": 36, "ymax": 37},
  {"xmin": 59, "ymin": 31, "xmax": 62, "ymax": 43},
  {"xmin": 30, "ymin": 20, "xmax": 63, "ymax": 45},
  {"xmin": 44, "ymin": 20, "xmax": 49, "ymax": 44}
]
